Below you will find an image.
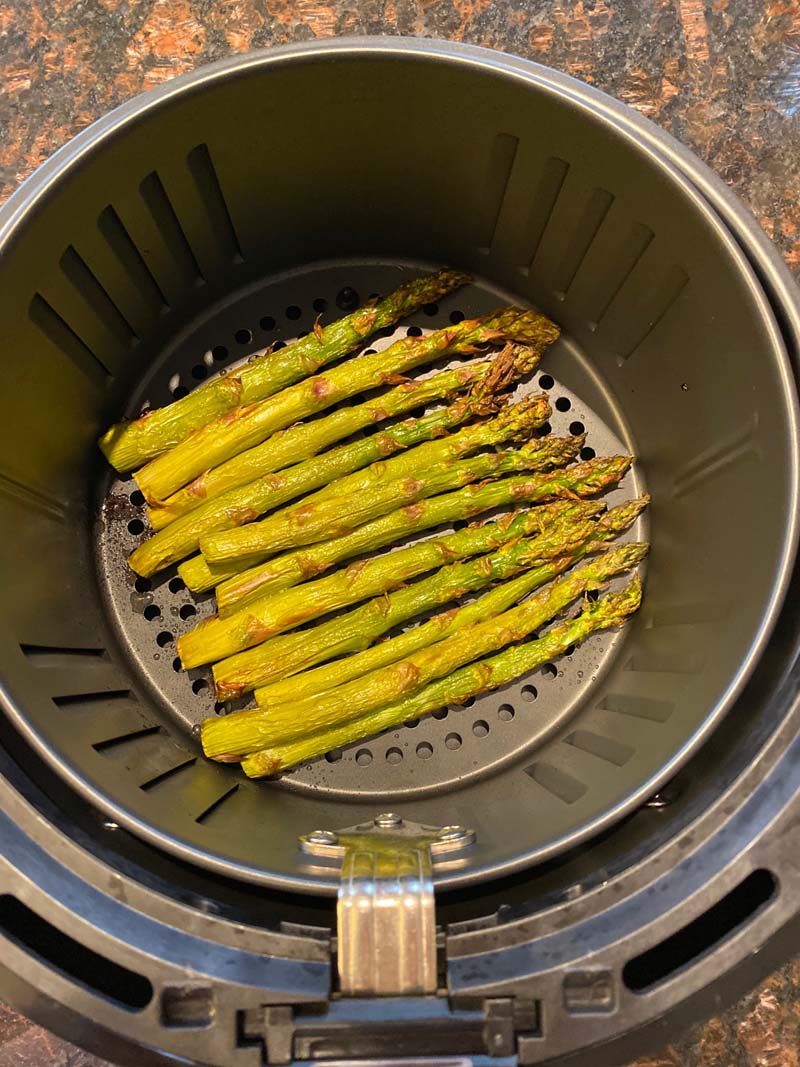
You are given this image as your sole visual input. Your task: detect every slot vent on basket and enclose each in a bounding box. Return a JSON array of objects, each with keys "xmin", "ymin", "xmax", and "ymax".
[
  {"xmin": 519, "ymin": 156, "xmax": 570, "ymax": 274},
  {"xmin": 53, "ymin": 689, "xmax": 132, "ymax": 709},
  {"xmin": 564, "ymin": 729, "xmax": 634, "ymax": 767},
  {"xmin": 616, "ymin": 263, "xmax": 689, "ymax": 363},
  {"xmin": 92, "ymin": 724, "xmax": 162, "ymax": 753},
  {"xmin": 599, "ymin": 693, "xmax": 674, "ymax": 723},
  {"xmin": 28, "ymin": 293, "xmax": 112, "ymax": 385},
  {"xmin": 21, "ymin": 643, "xmax": 106, "ymax": 668},
  {"xmin": 587, "ymin": 222, "xmax": 654, "ymax": 329},
  {"xmin": 552, "ymin": 188, "xmax": 614, "ymax": 297},
  {"xmin": 140, "ymin": 757, "xmax": 197, "ymax": 792},
  {"xmin": 186, "ymin": 143, "xmax": 244, "ymax": 265},
  {"xmin": 525, "ymin": 761, "xmax": 587, "ymax": 804},
  {"xmin": 477, "ymin": 132, "xmax": 519, "ymax": 253},
  {"xmin": 97, "ymin": 205, "xmax": 169, "ymax": 313},
  {"xmin": 59, "ymin": 245, "xmax": 139, "ymax": 349},
  {"xmin": 139, "ymin": 171, "xmax": 205, "ymax": 287},
  {"xmin": 671, "ymin": 415, "xmax": 760, "ymax": 499},
  {"xmin": 195, "ymin": 784, "xmax": 240, "ymax": 826},
  {"xmin": 625, "ymin": 651, "xmax": 704, "ymax": 674}
]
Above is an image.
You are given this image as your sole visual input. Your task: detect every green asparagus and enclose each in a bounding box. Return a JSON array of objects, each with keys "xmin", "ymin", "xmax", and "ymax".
[
  {"xmin": 199, "ymin": 397, "xmax": 552, "ymax": 566},
  {"xmin": 147, "ymin": 343, "xmax": 530, "ymax": 531},
  {"xmin": 201, "ymin": 542, "xmax": 647, "ymax": 760},
  {"xmin": 246, "ymin": 497, "xmax": 648, "ymax": 706},
  {"xmin": 134, "ymin": 306, "xmax": 559, "ymax": 503},
  {"xmin": 178, "ymin": 455, "xmax": 632, "ymax": 669},
  {"xmin": 127, "ymin": 371, "xmax": 521, "ymax": 578},
  {"xmin": 212, "ymin": 500, "xmax": 609, "ymax": 699},
  {"xmin": 100, "ymin": 269, "xmax": 470, "ymax": 472},
  {"xmin": 183, "ymin": 440, "xmax": 604, "ymax": 602},
  {"xmin": 240, "ymin": 577, "xmax": 643, "ymax": 776}
]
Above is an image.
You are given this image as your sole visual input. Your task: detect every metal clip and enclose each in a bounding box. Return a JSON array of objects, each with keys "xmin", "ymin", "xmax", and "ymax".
[{"xmin": 300, "ymin": 814, "xmax": 475, "ymax": 997}]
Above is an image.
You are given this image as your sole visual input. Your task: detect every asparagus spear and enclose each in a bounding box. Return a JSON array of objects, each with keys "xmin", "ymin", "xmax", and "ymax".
[
  {"xmin": 127, "ymin": 370, "xmax": 524, "ymax": 578},
  {"xmin": 99, "ymin": 269, "xmax": 471, "ymax": 472},
  {"xmin": 183, "ymin": 441, "xmax": 606, "ymax": 602},
  {"xmin": 245, "ymin": 497, "xmax": 648, "ymax": 706},
  {"xmin": 240, "ymin": 577, "xmax": 642, "ymax": 776},
  {"xmin": 201, "ymin": 543, "xmax": 647, "ymax": 761},
  {"xmin": 212, "ymin": 500, "xmax": 609, "ymax": 699},
  {"xmin": 199, "ymin": 397, "xmax": 552, "ymax": 566},
  {"xmin": 134, "ymin": 306, "xmax": 559, "ymax": 503},
  {"xmin": 178, "ymin": 455, "xmax": 632, "ymax": 669},
  {"xmin": 147, "ymin": 344, "xmax": 530, "ymax": 531}
]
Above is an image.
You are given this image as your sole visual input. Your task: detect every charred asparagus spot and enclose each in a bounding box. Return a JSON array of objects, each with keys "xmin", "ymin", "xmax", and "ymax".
[
  {"xmin": 99, "ymin": 268, "xmax": 472, "ymax": 472},
  {"xmin": 133, "ymin": 304, "xmax": 559, "ymax": 503},
  {"xmin": 240, "ymin": 576, "xmax": 643, "ymax": 777},
  {"xmin": 211, "ymin": 499, "xmax": 612, "ymax": 700},
  {"xmin": 147, "ymin": 343, "xmax": 532, "ymax": 531},
  {"xmin": 201, "ymin": 544, "xmax": 647, "ymax": 762},
  {"xmin": 198, "ymin": 395, "xmax": 553, "ymax": 566},
  {"xmin": 178, "ymin": 455, "xmax": 632, "ymax": 671}
]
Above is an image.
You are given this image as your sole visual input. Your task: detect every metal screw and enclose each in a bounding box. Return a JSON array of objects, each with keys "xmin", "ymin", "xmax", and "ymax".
[
  {"xmin": 306, "ymin": 830, "xmax": 339, "ymax": 846},
  {"xmin": 102, "ymin": 820, "xmax": 119, "ymax": 831},
  {"xmin": 374, "ymin": 813, "xmax": 402, "ymax": 828},
  {"xmin": 438, "ymin": 825, "xmax": 467, "ymax": 841}
]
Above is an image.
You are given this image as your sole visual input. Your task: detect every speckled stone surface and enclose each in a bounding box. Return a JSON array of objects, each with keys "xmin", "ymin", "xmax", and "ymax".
[{"xmin": 1, "ymin": 1, "xmax": 800, "ymax": 1065}]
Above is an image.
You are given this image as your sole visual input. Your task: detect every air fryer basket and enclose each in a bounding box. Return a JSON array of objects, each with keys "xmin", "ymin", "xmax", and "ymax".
[{"xmin": 0, "ymin": 39, "xmax": 796, "ymax": 901}]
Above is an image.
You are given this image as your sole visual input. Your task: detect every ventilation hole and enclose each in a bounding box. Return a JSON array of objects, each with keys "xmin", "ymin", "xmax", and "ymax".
[
  {"xmin": 525, "ymin": 762, "xmax": 587, "ymax": 804},
  {"xmin": 129, "ymin": 489, "xmax": 145, "ymax": 507},
  {"xmin": 143, "ymin": 604, "xmax": 160, "ymax": 622},
  {"xmin": 555, "ymin": 396, "xmax": 571, "ymax": 412},
  {"xmin": 580, "ymin": 446, "xmax": 596, "ymax": 461},
  {"xmin": 128, "ymin": 518, "xmax": 144, "ymax": 535},
  {"xmin": 406, "ymin": 326, "xmax": 423, "ymax": 337},
  {"xmin": 272, "ymin": 340, "xmax": 286, "ymax": 351},
  {"xmin": 313, "ymin": 297, "xmax": 327, "ymax": 313},
  {"xmin": 498, "ymin": 704, "xmax": 515, "ymax": 721},
  {"xmin": 623, "ymin": 869, "xmax": 776, "ymax": 993},
  {"xmin": 134, "ymin": 577, "xmax": 151, "ymax": 593},
  {"xmin": 367, "ymin": 292, "xmax": 380, "ymax": 302},
  {"xmin": 191, "ymin": 365, "xmax": 208, "ymax": 381},
  {"xmin": 172, "ymin": 385, "xmax": 189, "ymax": 400},
  {"xmin": 416, "ymin": 742, "xmax": 433, "ymax": 759},
  {"xmin": 472, "ymin": 720, "xmax": 489, "ymax": 737},
  {"xmin": 93, "ymin": 725, "xmax": 161, "ymax": 754},
  {"xmin": 212, "ymin": 345, "xmax": 228, "ymax": 362},
  {"xmin": 385, "ymin": 747, "xmax": 403, "ymax": 764},
  {"xmin": 161, "ymin": 985, "xmax": 214, "ymax": 1028},
  {"xmin": 156, "ymin": 631, "xmax": 173, "ymax": 647},
  {"xmin": 172, "ymin": 657, "xmax": 182, "ymax": 673},
  {"xmin": 423, "ymin": 302, "xmax": 439, "ymax": 316},
  {"xmin": 432, "ymin": 707, "xmax": 448, "ymax": 720},
  {"xmin": 179, "ymin": 604, "xmax": 197, "ymax": 620},
  {"xmin": 285, "ymin": 305, "xmax": 302, "ymax": 321},
  {"xmin": 463, "ymin": 696, "xmax": 475, "ymax": 708},
  {"xmin": 0, "ymin": 895, "xmax": 152, "ymax": 1011},
  {"xmin": 363, "ymin": 348, "xmax": 376, "ymax": 355},
  {"xmin": 355, "ymin": 748, "xmax": 373, "ymax": 766},
  {"xmin": 521, "ymin": 685, "xmax": 538, "ymax": 702},
  {"xmin": 535, "ymin": 421, "xmax": 552, "ymax": 438},
  {"xmin": 450, "ymin": 310, "xmax": 465, "ymax": 324},
  {"xmin": 445, "ymin": 732, "xmax": 462, "ymax": 750},
  {"xmin": 325, "ymin": 749, "xmax": 342, "ymax": 763},
  {"xmin": 213, "ymin": 702, "xmax": 228, "ymax": 715},
  {"xmin": 566, "ymin": 645, "xmax": 576, "ymax": 656},
  {"xmin": 570, "ymin": 421, "xmax": 586, "ymax": 436},
  {"xmin": 404, "ymin": 718, "xmax": 420, "ymax": 728},
  {"xmin": 191, "ymin": 678, "xmax": 208, "ymax": 694},
  {"xmin": 234, "ymin": 328, "xmax": 252, "ymax": 345},
  {"xmin": 260, "ymin": 316, "xmax": 276, "ymax": 331},
  {"xmin": 168, "ymin": 576, "xmax": 185, "ymax": 593},
  {"xmin": 587, "ymin": 589, "xmax": 600, "ymax": 602},
  {"xmin": 538, "ymin": 374, "xmax": 555, "ymax": 390},
  {"xmin": 53, "ymin": 690, "xmax": 132, "ymax": 709},
  {"xmin": 542, "ymin": 663, "xmax": 558, "ymax": 678},
  {"xmin": 336, "ymin": 287, "xmax": 359, "ymax": 311}
]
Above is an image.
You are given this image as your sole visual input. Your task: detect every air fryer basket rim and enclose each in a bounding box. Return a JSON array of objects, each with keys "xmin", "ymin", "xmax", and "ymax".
[{"xmin": 0, "ymin": 37, "xmax": 798, "ymax": 897}]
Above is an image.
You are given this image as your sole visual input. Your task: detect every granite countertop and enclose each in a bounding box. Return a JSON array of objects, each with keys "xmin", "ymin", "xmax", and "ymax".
[{"xmin": 1, "ymin": 1, "xmax": 800, "ymax": 1065}]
